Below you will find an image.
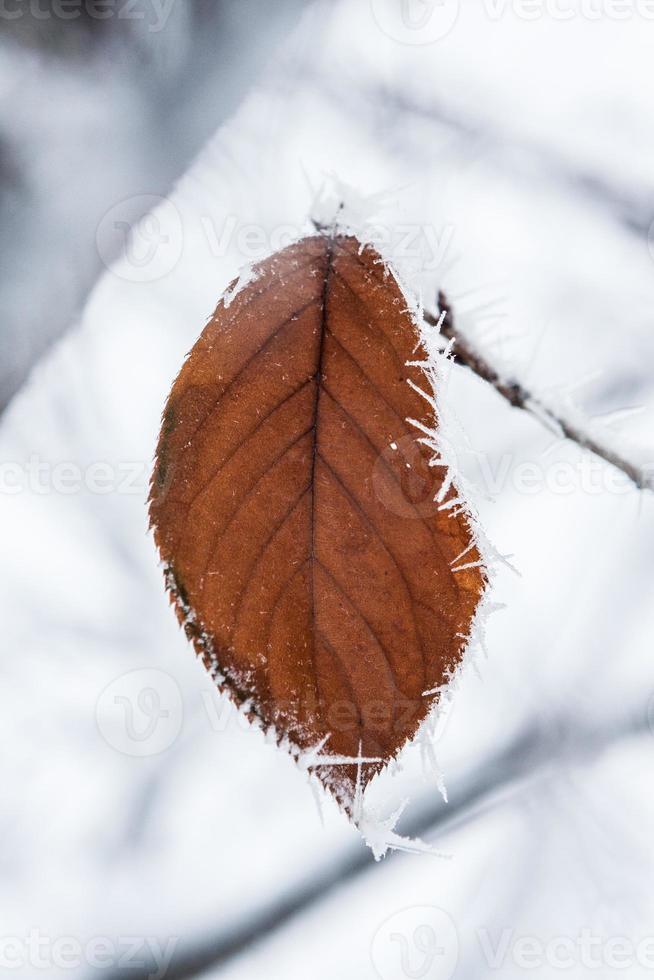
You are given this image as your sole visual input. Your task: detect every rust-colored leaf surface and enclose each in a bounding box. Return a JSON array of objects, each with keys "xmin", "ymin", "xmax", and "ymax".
[{"xmin": 149, "ymin": 234, "xmax": 485, "ymax": 806}]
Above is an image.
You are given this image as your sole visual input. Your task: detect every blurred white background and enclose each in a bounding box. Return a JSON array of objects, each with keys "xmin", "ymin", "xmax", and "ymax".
[{"xmin": 1, "ymin": 1, "xmax": 654, "ymax": 979}]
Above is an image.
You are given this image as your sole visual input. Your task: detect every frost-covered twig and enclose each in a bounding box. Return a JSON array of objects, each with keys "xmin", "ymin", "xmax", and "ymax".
[{"xmin": 425, "ymin": 293, "xmax": 653, "ymax": 493}]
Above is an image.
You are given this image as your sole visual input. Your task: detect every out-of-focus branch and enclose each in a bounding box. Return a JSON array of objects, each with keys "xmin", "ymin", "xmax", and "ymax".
[
  {"xmin": 367, "ymin": 83, "xmax": 654, "ymax": 239},
  {"xmin": 426, "ymin": 293, "xmax": 653, "ymax": 492},
  {"xmin": 97, "ymin": 710, "xmax": 651, "ymax": 980}
]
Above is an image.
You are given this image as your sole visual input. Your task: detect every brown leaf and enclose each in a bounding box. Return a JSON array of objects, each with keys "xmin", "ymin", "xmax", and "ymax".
[{"xmin": 149, "ymin": 233, "xmax": 485, "ymax": 808}]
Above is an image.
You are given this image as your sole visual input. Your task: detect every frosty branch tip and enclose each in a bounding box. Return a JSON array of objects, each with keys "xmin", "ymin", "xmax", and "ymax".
[{"xmin": 426, "ymin": 293, "xmax": 653, "ymax": 494}]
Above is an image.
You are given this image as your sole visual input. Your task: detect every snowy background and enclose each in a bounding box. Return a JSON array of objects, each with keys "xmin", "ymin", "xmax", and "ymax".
[{"xmin": 2, "ymin": 1, "xmax": 654, "ymax": 978}]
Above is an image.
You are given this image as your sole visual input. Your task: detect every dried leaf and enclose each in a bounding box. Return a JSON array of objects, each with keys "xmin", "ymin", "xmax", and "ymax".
[{"xmin": 149, "ymin": 234, "xmax": 485, "ymax": 807}]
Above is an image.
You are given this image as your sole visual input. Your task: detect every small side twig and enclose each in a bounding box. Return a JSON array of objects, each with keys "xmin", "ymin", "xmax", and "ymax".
[{"xmin": 425, "ymin": 292, "xmax": 653, "ymax": 493}]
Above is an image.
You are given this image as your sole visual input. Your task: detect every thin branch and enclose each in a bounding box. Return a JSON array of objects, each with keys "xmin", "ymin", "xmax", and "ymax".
[{"xmin": 425, "ymin": 293, "xmax": 653, "ymax": 492}]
